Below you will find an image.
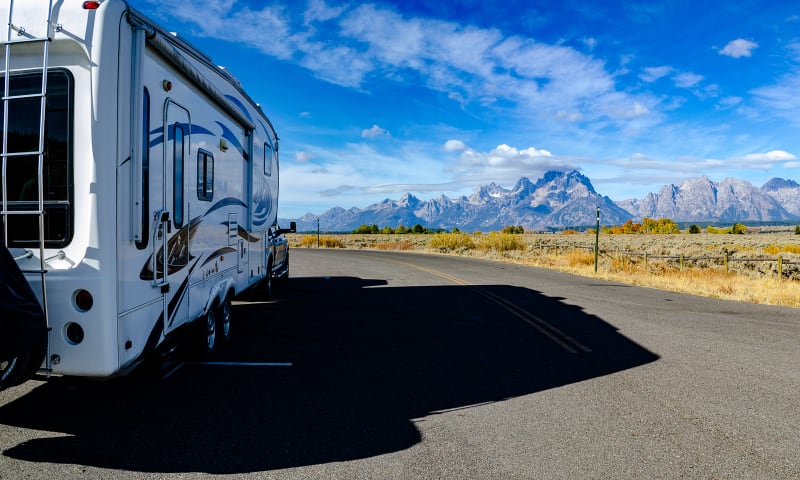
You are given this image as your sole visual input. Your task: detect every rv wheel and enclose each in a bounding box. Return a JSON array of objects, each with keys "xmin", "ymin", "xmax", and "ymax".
[
  {"xmin": 197, "ymin": 309, "xmax": 218, "ymax": 359},
  {"xmin": 216, "ymin": 299, "xmax": 232, "ymax": 346},
  {"xmin": 263, "ymin": 260, "xmax": 274, "ymax": 298},
  {"xmin": 275, "ymin": 253, "xmax": 289, "ymax": 289},
  {"xmin": 0, "ymin": 356, "xmax": 22, "ymax": 391},
  {"xmin": 0, "ymin": 330, "xmax": 46, "ymax": 391}
]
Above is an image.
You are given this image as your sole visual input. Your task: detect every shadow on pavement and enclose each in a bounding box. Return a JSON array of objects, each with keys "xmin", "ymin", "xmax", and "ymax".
[{"xmin": 0, "ymin": 275, "xmax": 658, "ymax": 473}]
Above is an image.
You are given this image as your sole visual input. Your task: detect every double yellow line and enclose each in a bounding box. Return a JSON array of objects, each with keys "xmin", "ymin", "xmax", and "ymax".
[{"xmin": 391, "ymin": 259, "xmax": 592, "ymax": 354}]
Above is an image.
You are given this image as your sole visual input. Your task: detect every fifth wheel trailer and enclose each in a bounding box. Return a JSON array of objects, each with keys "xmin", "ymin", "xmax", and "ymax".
[{"xmin": 0, "ymin": 0, "xmax": 293, "ymax": 389}]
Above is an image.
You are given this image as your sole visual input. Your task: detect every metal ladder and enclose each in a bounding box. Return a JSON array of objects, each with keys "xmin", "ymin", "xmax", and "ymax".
[{"xmin": 1, "ymin": 0, "xmax": 55, "ymax": 375}]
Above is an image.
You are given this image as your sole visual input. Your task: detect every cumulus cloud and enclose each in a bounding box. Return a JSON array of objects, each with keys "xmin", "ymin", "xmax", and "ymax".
[
  {"xmin": 445, "ymin": 141, "xmax": 575, "ymax": 186},
  {"xmin": 719, "ymin": 39, "xmax": 758, "ymax": 58},
  {"xmin": 443, "ymin": 139, "xmax": 467, "ymax": 152},
  {"xmin": 361, "ymin": 124, "xmax": 390, "ymax": 139}
]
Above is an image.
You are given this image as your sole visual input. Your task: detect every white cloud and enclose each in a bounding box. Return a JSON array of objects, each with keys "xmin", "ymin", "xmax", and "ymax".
[
  {"xmin": 145, "ymin": 0, "xmax": 656, "ymax": 129},
  {"xmin": 304, "ymin": 0, "xmax": 343, "ymax": 24},
  {"xmin": 446, "ymin": 142, "xmax": 573, "ymax": 187},
  {"xmin": 716, "ymin": 96, "xmax": 743, "ymax": 109},
  {"xmin": 361, "ymin": 124, "xmax": 390, "ymax": 139},
  {"xmin": 640, "ymin": 66, "xmax": 672, "ymax": 83},
  {"xmin": 295, "ymin": 151, "xmax": 314, "ymax": 162},
  {"xmin": 751, "ymin": 71, "xmax": 800, "ymax": 125},
  {"xmin": 674, "ymin": 72, "xmax": 703, "ymax": 89},
  {"xmin": 443, "ymin": 139, "xmax": 467, "ymax": 152},
  {"xmin": 742, "ymin": 150, "xmax": 797, "ymax": 162},
  {"xmin": 719, "ymin": 39, "xmax": 758, "ymax": 58}
]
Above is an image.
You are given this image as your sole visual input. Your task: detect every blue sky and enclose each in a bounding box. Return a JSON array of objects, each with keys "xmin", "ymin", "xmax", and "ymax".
[{"xmin": 134, "ymin": 0, "xmax": 800, "ymax": 218}]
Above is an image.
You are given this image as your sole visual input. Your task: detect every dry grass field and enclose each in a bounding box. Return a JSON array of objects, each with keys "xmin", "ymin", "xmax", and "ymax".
[{"xmin": 288, "ymin": 229, "xmax": 800, "ymax": 308}]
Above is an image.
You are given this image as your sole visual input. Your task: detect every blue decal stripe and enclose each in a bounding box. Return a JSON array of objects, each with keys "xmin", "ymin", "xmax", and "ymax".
[
  {"xmin": 224, "ymin": 95, "xmax": 253, "ymax": 122},
  {"xmin": 214, "ymin": 120, "xmax": 244, "ymax": 156},
  {"xmin": 148, "ymin": 124, "xmax": 219, "ymax": 149},
  {"xmin": 205, "ymin": 197, "xmax": 247, "ymax": 217}
]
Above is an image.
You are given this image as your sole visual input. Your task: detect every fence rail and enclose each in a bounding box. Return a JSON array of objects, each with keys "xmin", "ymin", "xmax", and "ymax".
[{"xmin": 530, "ymin": 242, "xmax": 800, "ymax": 280}]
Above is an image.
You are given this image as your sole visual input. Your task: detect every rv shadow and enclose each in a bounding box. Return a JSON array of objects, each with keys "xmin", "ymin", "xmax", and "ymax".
[{"xmin": 0, "ymin": 275, "xmax": 658, "ymax": 474}]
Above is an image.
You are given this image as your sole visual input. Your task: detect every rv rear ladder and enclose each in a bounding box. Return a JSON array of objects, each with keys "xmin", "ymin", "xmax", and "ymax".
[{"xmin": 2, "ymin": 0, "xmax": 55, "ymax": 376}]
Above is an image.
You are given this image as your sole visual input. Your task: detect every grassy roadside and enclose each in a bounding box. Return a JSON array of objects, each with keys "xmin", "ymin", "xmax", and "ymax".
[{"xmin": 288, "ymin": 232, "xmax": 800, "ymax": 309}]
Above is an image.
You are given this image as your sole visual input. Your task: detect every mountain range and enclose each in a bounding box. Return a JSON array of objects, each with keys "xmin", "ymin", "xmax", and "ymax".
[{"xmin": 281, "ymin": 170, "xmax": 800, "ymax": 232}]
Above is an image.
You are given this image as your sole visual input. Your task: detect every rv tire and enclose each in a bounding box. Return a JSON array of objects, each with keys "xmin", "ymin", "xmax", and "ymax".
[
  {"xmin": 0, "ymin": 356, "xmax": 23, "ymax": 391},
  {"xmin": 0, "ymin": 327, "xmax": 46, "ymax": 391},
  {"xmin": 216, "ymin": 299, "xmax": 232, "ymax": 346},
  {"xmin": 275, "ymin": 253, "xmax": 289, "ymax": 289},
  {"xmin": 196, "ymin": 309, "xmax": 218, "ymax": 360},
  {"xmin": 263, "ymin": 259, "xmax": 274, "ymax": 298}
]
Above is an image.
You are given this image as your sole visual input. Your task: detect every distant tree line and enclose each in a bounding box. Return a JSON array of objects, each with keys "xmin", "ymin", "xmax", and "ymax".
[
  {"xmin": 706, "ymin": 223, "xmax": 747, "ymax": 234},
  {"xmin": 352, "ymin": 224, "xmax": 525, "ymax": 234},
  {"xmin": 601, "ymin": 218, "xmax": 680, "ymax": 234},
  {"xmin": 352, "ymin": 223, "xmax": 431, "ymax": 234},
  {"xmin": 599, "ymin": 218, "xmax": 748, "ymax": 235}
]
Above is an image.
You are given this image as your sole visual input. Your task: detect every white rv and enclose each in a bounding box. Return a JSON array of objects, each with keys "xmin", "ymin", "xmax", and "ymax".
[{"xmin": 0, "ymin": 0, "xmax": 292, "ymax": 386}]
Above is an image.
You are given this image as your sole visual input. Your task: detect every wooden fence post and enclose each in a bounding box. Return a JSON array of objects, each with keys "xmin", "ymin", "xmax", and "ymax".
[
  {"xmin": 724, "ymin": 253, "xmax": 728, "ymax": 273},
  {"xmin": 778, "ymin": 255, "xmax": 783, "ymax": 279}
]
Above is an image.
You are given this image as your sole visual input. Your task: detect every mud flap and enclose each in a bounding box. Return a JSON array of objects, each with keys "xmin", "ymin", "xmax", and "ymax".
[{"xmin": 0, "ymin": 243, "xmax": 47, "ymax": 390}]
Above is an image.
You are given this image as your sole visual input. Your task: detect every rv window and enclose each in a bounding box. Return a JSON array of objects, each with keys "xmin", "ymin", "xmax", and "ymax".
[
  {"xmin": 264, "ymin": 141, "xmax": 272, "ymax": 176},
  {"xmin": 197, "ymin": 149, "xmax": 213, "ymax": 201},
  {"xmin": 136, "ymin": 88, "xmax": 150, "ymax": 250},
  {"xmin": 173, "ymin": 123, "xmax": 185, "ymax": 228},
  {"xmin": 0, "ymin": 69, "xmax": 73, "ymax": 248}
]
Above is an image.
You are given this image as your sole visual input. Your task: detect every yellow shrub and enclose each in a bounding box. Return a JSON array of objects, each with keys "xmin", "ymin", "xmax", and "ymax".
[
  {"xmin": 476, "ymin": 232, "xmax": 526, "ymax": 251},
  {"xmin": 566, "ymin": 250, "xmax": 593, "ymax": 266},
  {"xmin": 298, "ymin": 235, "xmax": 344, "ymax": 248},
  {"xmin": 429, "ymin": 233, "xmax": 475, "ymax": 251},
  {"xmin": 375, "ymin": 241, "xmax": 413, "ymax": 251}
]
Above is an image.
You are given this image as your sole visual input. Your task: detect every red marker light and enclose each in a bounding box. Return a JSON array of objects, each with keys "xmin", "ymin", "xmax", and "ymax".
[
  {"xmin": 74, "ymin": 289, "xmax": 94, "ymax": 312},
  {"xmin": 83, "ymin": 1, "xmax": 101, "ymax": 9}
]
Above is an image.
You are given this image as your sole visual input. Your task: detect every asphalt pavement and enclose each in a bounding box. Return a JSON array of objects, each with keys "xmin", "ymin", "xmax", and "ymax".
[{"xmin": 1, "ymin": 248, "xmax": 798, "ymax": 479}]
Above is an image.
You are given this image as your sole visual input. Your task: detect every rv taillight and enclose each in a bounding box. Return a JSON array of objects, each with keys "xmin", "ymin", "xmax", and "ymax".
[
  {"xmin": 74, "ymin": 289, "xmax": 94, "ymax": 312},
  {"xmin": 66, "ymin": 323, "xmax": 85, "ymax": 345},
  {"xmin": 83, "ymin": 1, "xmax": 101, "ymax": 9}
]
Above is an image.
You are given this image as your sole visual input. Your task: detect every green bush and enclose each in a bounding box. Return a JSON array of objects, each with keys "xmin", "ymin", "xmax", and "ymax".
[
  {"xmin": 353, "ymin": 224, "xmax": 378, "ymax": 234},
  {"xmin": 501, "ymin": 225, "xmax": 525, "ymax": 234}
]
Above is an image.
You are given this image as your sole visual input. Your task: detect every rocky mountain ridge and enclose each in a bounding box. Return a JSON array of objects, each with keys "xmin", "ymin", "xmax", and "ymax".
[{"xmin": 283, "ymin": 171, "xmax": 800, "ymax": 232}]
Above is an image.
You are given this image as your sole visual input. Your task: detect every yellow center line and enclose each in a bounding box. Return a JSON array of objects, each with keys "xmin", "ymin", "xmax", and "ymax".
[{"xmin": 389, "ymin": 259, "xmax": 592, "ymax": 354}]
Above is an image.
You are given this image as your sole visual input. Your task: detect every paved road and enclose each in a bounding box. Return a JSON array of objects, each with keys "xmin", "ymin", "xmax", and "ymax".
[{"xmin": 1, "ymin": 249, "xmax": 799, "ymax": 479}]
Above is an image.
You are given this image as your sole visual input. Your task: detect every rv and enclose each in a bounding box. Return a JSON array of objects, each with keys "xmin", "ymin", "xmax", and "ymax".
[{"xmin": 0, "ymin": 0, "xmax": 292, "ymax": 389}]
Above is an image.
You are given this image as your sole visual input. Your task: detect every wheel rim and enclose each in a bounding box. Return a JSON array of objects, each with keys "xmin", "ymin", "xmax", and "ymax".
[
  {"xmin": 219, "ymin": 301, "xmax": 231, "ymax": 340},
  {"xmin": 0, "ymin": 357, "xmax": 17, "ymax": 382},
  {"xmin": 264, "ymin": 265, "xmax": 273, "ymax": 297},
  {"xmin": 205, "ymin": 310, "xmax": 217, "ymax": 351}
]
